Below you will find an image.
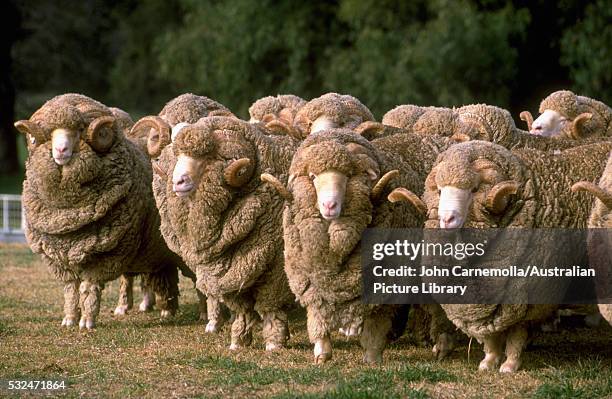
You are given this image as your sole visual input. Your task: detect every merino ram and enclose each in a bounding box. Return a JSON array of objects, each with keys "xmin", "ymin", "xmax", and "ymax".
[
  {"xmin": 422, "ymin": 140, "xmax": 612, "ymax": 372},
  {"xmin": 16, "ymin": 93, "xmax": 185, "ymax": 329},
  {"xmin": 150, "ymin": 116, "xmax": 297, "ymax": 350}
]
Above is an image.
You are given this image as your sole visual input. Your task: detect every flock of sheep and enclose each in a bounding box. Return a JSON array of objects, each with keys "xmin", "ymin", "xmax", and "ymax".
[{"xmin": 14, "ymin": 89, "xmax": 611, "ymax": 373}]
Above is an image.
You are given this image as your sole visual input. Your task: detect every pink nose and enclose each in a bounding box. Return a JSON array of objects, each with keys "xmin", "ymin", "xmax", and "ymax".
[
  {"xmin": 322, "ymin": 200, "xmax": 337, "ymax": 212},
  {"xmin": 441, "ymin": 214, "xmax": 455, "ymax": 226},
  {"xmin": 55, "ymin": 146, "xmax": 67, "ymax": 154}
]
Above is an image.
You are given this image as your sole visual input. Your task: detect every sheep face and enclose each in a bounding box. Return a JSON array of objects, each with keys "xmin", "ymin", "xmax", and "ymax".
[
  {"xmin": 289, "ymin": 139, "xmax": 378, "ymax": 221},
  {"xmin": 531, "ymin": 110, "xmax": 567, "ymax": 137},
  {"xmin": 172, "ymin": 122, "xmax": 256, "ymax": 199},
  {"xmin": 424, "ymin": 142, "xmax": 522, "ymax": 229},
  {"xmin": 51, "ymin": 128, "xmax": 80, "ymax": 165}
]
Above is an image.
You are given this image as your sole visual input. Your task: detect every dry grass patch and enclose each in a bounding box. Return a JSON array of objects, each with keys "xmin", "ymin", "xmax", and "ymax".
[{"xmin": 0, "ymin": 243, "xmax": 610, "ymax": 398}]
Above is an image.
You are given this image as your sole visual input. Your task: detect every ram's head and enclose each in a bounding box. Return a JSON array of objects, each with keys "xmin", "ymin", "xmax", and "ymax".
[
  {"xmin": 292, "ymin": 93, "xmax": 374, "ymax": 138},
  {"xmin": 15, "ymin": 104, "xmax": 117, "ymax": 165},
  {"xmin": 424, "ymin": 141, "xmax": 524, "ymax": 229},
  {"xmin": 170, "ymin": 117, "xmax": 257, "ymax": 198}
]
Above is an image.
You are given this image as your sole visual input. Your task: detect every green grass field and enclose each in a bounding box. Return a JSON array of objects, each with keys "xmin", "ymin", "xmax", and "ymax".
[{"xmin": 0, "ymin": 243, "xmax": 610, "ymax": 398}]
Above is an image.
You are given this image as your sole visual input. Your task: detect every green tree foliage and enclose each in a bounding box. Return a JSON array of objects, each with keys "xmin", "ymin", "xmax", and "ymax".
[
  {"xmin": 560, "ymin": 0, "xmax": 612, "ymax": 104},
  {"xmin": 324, "ymin": 0, "xmax": 530, "ymax": 116}
]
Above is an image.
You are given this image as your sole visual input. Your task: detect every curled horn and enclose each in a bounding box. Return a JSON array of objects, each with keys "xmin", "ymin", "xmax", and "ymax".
[
  {"xmin": 223, "ymin": 158, "xmax": 253, "ymax": 187},
  {"xmin": 519, "ymin": 111, "xmax": 533, "ymax": 131},
  {"xmin": 354, "ymin": 121, "xmax": 385, "ymax": 140},
  {"xmin": 570, "ymin": 112, "xmax": 592, "ymax": 139},
  {"xmin": 208, "ymin": 109, "xmax": 236, "ymax": 118},
  {"xmin": 571, "ymin": 181, "xmax": 612, "ymax": 208},
  {"xmin": 371, "ymin": 170, "xmax": 399, "ymax": 200},
  {"xmin": 265, "ymin": 119, "xmax": 302, "ymax": 139},
  {"xmin": 261, "ymin": 173, "xmax": 293, "ymax": 201},
  {"xmin": 14, "ymin": 120, "xmax": 46, "ymax": 148},
  {"xmin": 485, "ymin": 180, "xmax": 519, "ymax": 214},
  {"xmin": 86, "ymin": 115, "xmax": 116, "ymax": 152},
  {"xmin": 130, "ymin": 116, "xmax": 171, "ymax": 158},
  {"xmin": 387, "ymin": 187, "xmax": 427, "ymax": 216}
]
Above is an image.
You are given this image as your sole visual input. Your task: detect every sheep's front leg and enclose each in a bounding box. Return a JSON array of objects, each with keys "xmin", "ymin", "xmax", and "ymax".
[
  {"xmin": 360, "ymin": 310, "xmax": 393, "ymax": 364},
  {"xmin": 307, "ymin": 306, "xmax": 332, "ymax": 364},
  {"xmin": 79, "ymin": 281, "xmax": 102, "ymax": 330},
  {"xmin": 478, "ymin": 333, "xmax": 504, "ymax": 371},
  {"xmin": 205, "ymin": 295, "xmax": 226, "ymax": 333},
  {"xmin": 138, "ymin": 278, "xmax": 156, "ymax": 312},
  {"xmin": 196, "ymin": 288, "xmax": 208, "ymax": 322},
  {"xmin": 500, "ymin": 326, "xmax": 528, "ymax": 373},
  {"xmin": 339, "ymin": 318, "xmax": 363, "ymax": 337},
  {"xmin": 61, "ymin": 280, "xmax": 80, "ymax": 327},
  {"xmin": 114, "ymin": 274, "xmax": 134, "ymax": 316},
  {"xmin": 261, "ymin": 311, "xmax": 289, "ymax": 351},
  {"xmin": 229, "ymin": 310, "xmax": 258, "ymax": 350}
]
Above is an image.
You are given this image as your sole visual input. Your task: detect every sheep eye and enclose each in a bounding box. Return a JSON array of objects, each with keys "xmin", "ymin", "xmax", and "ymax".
[
  {"xmin": 471, "ymin": 186, "xmax": 479, "ymax": 193},
  {"xmin": 309, "ymin": 173, "xmax": 316, "ymax": 181},
  {"xmin": 29, "ymin": 135, "xmax": 36, "ymax": 145}
]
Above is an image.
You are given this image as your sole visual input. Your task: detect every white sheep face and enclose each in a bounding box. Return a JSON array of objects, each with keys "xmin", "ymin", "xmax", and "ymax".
[
  {"xmin": 311, "ymin": 116, "xmax": 337, "ymax": 134},
  {"xmin": 309, "ymin": 170, "xmax": 348, "ymax": 220},
  {"xmin": 437, "ymin": 186, "xmax": 473, "ymax": 228},
  {"xmin": 172, "ymin": 154, "xmax": 204, "ymax": 197},
  {"xmin": 530, "ymin": 110, "xmax": 567, "ymax": 137},
  {"xmin": 51, "ymin": 128, "xmax": 79, "ymax": 165}
]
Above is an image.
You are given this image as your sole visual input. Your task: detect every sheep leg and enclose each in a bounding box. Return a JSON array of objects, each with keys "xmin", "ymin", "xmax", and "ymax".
[
  {"xmin": 139, "ymin": 277, "xmax": 156, "ymax": 312},
  {"xmin": 500, "ymin": 326, "xmax": 528, "ymax": 373},
  {"xmin": 339, "ymin": 318, "xmax": 363, "ymax": 337},
  {"xmin": 196, "ymin": 288, "xmax": 208, "ymax": 322},
  {"xmin": 229, "ymin": 310, "xmax": 258, "ymax": 350},
  {"xmin": 78, "ymin": 280, "xmax": 102, "ymax": 330},
  {"xmin": 114, "ymin": 274, "xmax": 134, "ymax": 316},
  {"xmin": 205, "ymin": 295, "xmax": 226, "ymax": 333},
  {"xmin": 425, "ymin": 304, "xmax": 457, "ymax": 360},
  {"xmin": 143, "ymin": 267, "xmax": 180, "ymax": 318},
  {"xmin": 478, "ymin": 333, "xmax": 504, "ymax": 371},
  {"xmin": 261, "ymin": 310, "xmax": 289, "ymax": 351},
  {"xmin": 306, "ymin": 306, "xmax": 332, "ymax": 364},
  {"xmin": 360, "ymin": 310, "xmax": 393, "ymax": 364},
  {"xmin": 61, "ymin": 280, "xmax": 80, "ymax": 327}
]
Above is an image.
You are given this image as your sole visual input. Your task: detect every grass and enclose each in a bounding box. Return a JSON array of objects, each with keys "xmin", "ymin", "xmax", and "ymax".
[{"xmin": 0, "ymin": 243, "xmax": 610, "ymax": 398}]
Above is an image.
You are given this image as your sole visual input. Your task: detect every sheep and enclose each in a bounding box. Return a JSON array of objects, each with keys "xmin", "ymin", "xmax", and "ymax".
[
  {"xmin": 153, "ymin": 116, "xmax": 297, "ymax": 350},
  {"xmin": 292, "ymin": 93, "xmax": 375, "ymax": 138},
  {"xmin": 128, "ymin": 93, "xmax": 235, "ymax": 329},
  {"xmin": 248, "ymin": 94, "xmax": 306, "ymax": 124},
  {"xmin": 571, "ymin": 151, "xmax": 612, "ymax": 325},
  {"xmin": 382, "ymin": 104, "xmax": 449, "ymax": 133},
  {"xmin": 261, "ymin": 128, "xmax": 456, "ymax": 363},
  {"xmin": 520, "ymin": 90, "xmax": 612, "ymax": 139},
  {"xmin": 421, "ymin": 140, "xmax": 612, "ymax": 372},
  {"xmin": 15, "ymin": 93, "xmax": 186, "ymax": 329}
]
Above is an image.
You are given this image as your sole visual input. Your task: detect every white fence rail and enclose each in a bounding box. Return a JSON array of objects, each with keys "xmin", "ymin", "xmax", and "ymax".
[{"xmin": 0, "ymin": 194, "xmax": 26, "ymax": 242}]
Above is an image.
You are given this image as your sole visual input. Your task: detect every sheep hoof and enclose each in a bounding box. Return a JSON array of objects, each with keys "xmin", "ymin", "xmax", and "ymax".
[
  {"xmin": 139, "ymin": 300, "xmax": 154, "ymax": 312},
  {"xmin": 229, "ymin": 343, "xmax": 241, "ymax": 351},
  {"xmin": 205, "ymin": 320, "xmax": 221, "ymax": 333},
  {"xmin": 79, "ymin": 318, "xmax": 95, "ymax": 330},
  {"xmin": 478, "ymin": 357, "xmax": 499, "ymax": 371},
  {"xmin": 314, "ymin": 353, "xmax": 332, "ymax": 364},
  {"xmin": 79, "ymin": 318, "xmax": 86, "ymax": 329},
  {"xmin": 313, "ymin": 339, "xmax": 332, "ymax": 364},
  {"xmin": 113, "ymin": 305, "xmax": 129, "ymax": 316},
  {"xmin": 160, "ymin": 309, "xmax": 173, "ymax": 318},
  {"xmin": 61, "ymin": 316, "xmax": 77, "ymax": 327},
  {"xmin": 265, "ymin": 342, "xmax": 282, "ymax": 351},
  {"xmin": 363, "ymin": 350, "xmax": 383, "ymax": 364},
  {"xmin": 433, "ymin": 333, "xmax": 454, "ymax": 360},
  {"xmin": 500, "ymin": 359, "xmax": 520, "ymax": 373}
]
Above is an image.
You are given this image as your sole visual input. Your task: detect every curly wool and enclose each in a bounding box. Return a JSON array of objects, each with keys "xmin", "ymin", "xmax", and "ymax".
[
  {"xmin": 539, "ymin": 90, "xmax": 612, "ymax": 138},
  {"xmin": 160, "ymin": 93, "xmax": 233, "ymax": 125},
  {"xmin": 248, "ymin": 94, "xmax": 306, "ymax": 122},
  {"xmin": 382, "ymin": 105, "xmax": 433, "ymax": 131}
]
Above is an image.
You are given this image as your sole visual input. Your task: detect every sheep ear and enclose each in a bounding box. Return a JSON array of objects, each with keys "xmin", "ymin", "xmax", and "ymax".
[
  {"xmin": 86, "ymin": 115, "xmax": 116, "ymax": 153},
  {"xmin": 15, "ymin": 120, "xmax": 46, "ymax": 149},
  {"xmin": 261, "ymin": 173, "xmax": 293, "ymax": 201},
  {"xmin": 387, "ymin": 187, "xmax": 427, "ymax": 216},
  {"xmin": 570, "ymin": 113, "xmax": 592, "ymax": 139},
  {"xmin": 223, "ymin": 158, "xmax": 254, "ymax": 187},
  {"xmin": 130, "ymin": 116, "xmax": 171, "ymax": 158},
  {"xmin": 151, "ymin": 161, "xmax": 167, "ymax": 179},
  {"xmin": 485, "ymin": 180, "xmax": 519, "ymax": 214},
  {"xmin": 519, "ymin": 111, "xmax": 533, "ymax": 131},
  {"xmin": 354, "ymin": 121, "xmax": 385, "ymax": 139},
  {"xmin": 371, "ymin": 170, "xmax": 399, "ymax": 201},
  {"xmin": 264, "ymin": 119, "xmax": 302, "ymax": 140},
  {"xmin": 571, "ymin": 181, "xmax": 612, "ymax": 209},
  {"xmin": 287, "ymin": 173, "xmax": 297, "ymax": 186},
  {"xmin": 366, "ymin": 168, "xmax": 378, "ymax": 181}
]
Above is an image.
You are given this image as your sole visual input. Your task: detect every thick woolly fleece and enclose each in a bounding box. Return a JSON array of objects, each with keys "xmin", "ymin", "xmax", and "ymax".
[
  {"xmin": 283, "ymin": 130, "xmax": 430, "ymax": 359},
  {"xmin": 160, "ymin": 116, "xmax": 297, "ymax": 347},
  {"xmin": 22, "ymin": 94, "xmax": 184, "ymax": 320},
  {"xmin": 422, "ymin": 140, "xmax": 612, "ymax": 341},
  {"xmin": 539, "ymin": 90, "xmax": 612, "ymax": 138},
  {"xmin": 293, "ymin": 93, "xmax": 375, "ymax": 138},
  {"xmin": 248, "ymin": 94, "xmax": 306, "ymax": 122},
  {"xmin": 382, "ymin": 105, "xmax": 445, "ymax": 131}
]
